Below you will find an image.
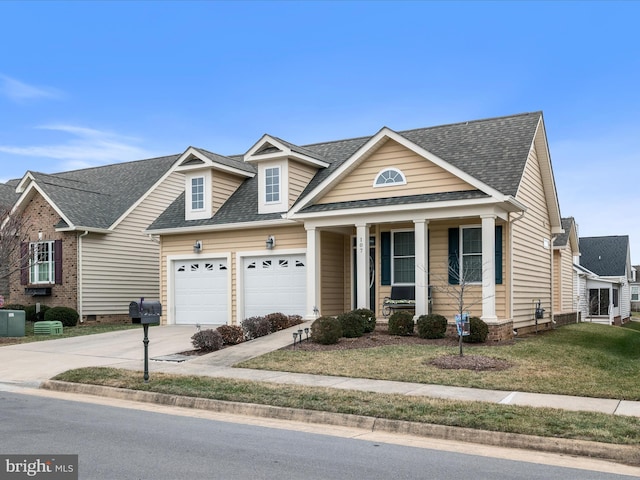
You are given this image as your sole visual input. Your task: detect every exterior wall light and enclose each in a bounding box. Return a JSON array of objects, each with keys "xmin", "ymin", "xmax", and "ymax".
[
  {"xmin": 265, "ymin": 235, "xmax": 275, "ymax": 249},
  {"xmin": 193, "ymin": 240, "xmax": 202, "ymax": 253}
]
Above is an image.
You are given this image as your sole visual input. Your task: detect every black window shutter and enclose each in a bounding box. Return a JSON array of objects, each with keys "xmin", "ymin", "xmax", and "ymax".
[
  {"xmin": 495, "ymin": 225, "xmax": 503, "ymax": 285},
  {"xmin": 448, "ymin": 228, "xmax": 459, "ymax": 285},
  {"xmin": 54, "ymin": 240, "xmax": 63, "ymax": 284},
  {"xmin": 381, "ymin": 232, "xmax": 391, "ymax": 286},
  {"xmin": 20, "ymin": 242, "xmax": 29, "ymax": 285}
]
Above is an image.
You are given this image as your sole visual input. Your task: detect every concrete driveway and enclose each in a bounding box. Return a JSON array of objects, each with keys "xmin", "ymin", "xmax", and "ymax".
[{"xmin": 0, "ymin": 325, "xmax": 202, "ymax": 386}]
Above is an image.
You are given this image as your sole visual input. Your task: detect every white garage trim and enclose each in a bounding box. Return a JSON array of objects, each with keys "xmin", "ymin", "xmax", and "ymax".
[
  {"xmin": 166, "ymin": 253, "xmax": 232, "ymax": 325},
  {"xmin": 236, "ymin": 248, "xmax": 306, "ymax": 324}
]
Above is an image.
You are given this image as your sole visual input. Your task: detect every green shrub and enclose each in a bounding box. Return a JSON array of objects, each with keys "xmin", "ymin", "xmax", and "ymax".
[
  {"xmin": 191, "ymin": 329, "xmax": 224, "ymax": 352},
  {"xmin": 311, "ymin": 316, "xmax": 342, "ymax": 345},
  {"xmin": 337, "ymin": 311, "xmax": 365, "ymax": 338},
  {"xmin": 216, "ymin": 325, "xmax": 245, "ymax": 345},
  {"xmin": 352, "ymin": 308, "xmax": 376, "ymax": 333},
  {"xmin": 463, "ymin": 316, "xmax": 489, "ymax": 343},
  {"xmin": 25, "ymin": 305, "xmax": 50, "ymax": 322},
  {"xmin": 388, "ymin": 311, "xmax": 414, "ymax": 336},
  {"xmin": 416, "ymin": 314, "xmax": 448, "ymax": 339},
  {"xmin": 241, "ymin": 316, "xmax": 271, "ymax": 340},
  {"xmin": 44, "ymin": 306, "xmax": 78, "ymax": 327}
]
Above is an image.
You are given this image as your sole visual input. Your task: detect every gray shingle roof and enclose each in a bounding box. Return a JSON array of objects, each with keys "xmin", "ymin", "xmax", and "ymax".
[
  {"xmin": 0, "ymin": 180, "xmax": 20, "ymax": 208},
  {"xmin": 26, "ymin": 155, "xmax": 179, "ymax": 229},
  {"xmin": 299, "ymin": 190, "xmax": 490, "ymax": 213},
  {"xmin": 149, "ymin": 112, "xmax": 542, "ymax": 231},
  {"xmin": 579, "ymin": 236, "xmax": 630, "ymax": 277},
  {"xmin": 555, "ymin": 217, "xmax": 575, "ymax": 247},
  {"xmin": 193, "ymin": 148, "xmax": 256, "ymax": 174}
]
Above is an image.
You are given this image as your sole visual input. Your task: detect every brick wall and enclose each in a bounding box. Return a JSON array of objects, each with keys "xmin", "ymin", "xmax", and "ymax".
[
  {"xmin": 9, "ymin": 193, "xmax": 78, "ymax": 311},
  {"xmin": 553, "ymin": 311, "xmax": 580, "ymax": 327},
  {"xmin": 445, "ymin": 319, "xmax": 514, "ymax": 343}
]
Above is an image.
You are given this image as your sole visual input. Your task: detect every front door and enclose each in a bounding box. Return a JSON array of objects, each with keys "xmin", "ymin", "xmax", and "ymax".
[{"xmin": 353, "ymin": 236, "xmax": 375, "ymax": 311}]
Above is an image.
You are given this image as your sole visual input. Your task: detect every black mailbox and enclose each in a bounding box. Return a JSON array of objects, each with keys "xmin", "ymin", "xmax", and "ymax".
[{"xmin": 129, "ymin": 299, "xmax": 161, "ymax": 325}]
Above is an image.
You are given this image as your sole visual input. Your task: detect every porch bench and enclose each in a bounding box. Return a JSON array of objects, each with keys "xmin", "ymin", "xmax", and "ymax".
[{"xmin": 382, "ymin": 286, "xmax": 415, "ymax": 317}]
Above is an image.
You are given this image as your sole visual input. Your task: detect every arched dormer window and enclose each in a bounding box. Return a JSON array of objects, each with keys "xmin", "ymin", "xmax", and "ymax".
[{"xmin": 373, "ymin": 168, "xmax": 406, "ymax": 187}]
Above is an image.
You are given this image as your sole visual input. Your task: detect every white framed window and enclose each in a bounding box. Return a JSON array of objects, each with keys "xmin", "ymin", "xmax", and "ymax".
[
  {"xmin": 191, "ymin": 176, "xmax": 204, "ymax": 210},
  {"xmin": 265, "ymin": 166, "xmax": 280, "ymax": 203},
  {"xmin": 632, "ymin": 286, "xmax": 639, "ymax": 302},
  {"xmin": 30, "ymin": 241, "xmax": 55, "ymax": 284},
  {"xmin": 461, "ymin": 226, "xmax": 482, "ymax": 283},
  {"xmin": 392, "ymin": 230, "xmax": 414, "ymax": 284},
  {"xmin": 373, "ymin": 168, "xmax": 406, "ymax": 187}
]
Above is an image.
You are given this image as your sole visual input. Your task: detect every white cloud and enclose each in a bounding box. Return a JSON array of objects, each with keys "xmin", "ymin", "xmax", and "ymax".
[
  {"xmin": 0, "ymin": 74, "xmax": 63, "ymax": 102},
  {"xmin": 0, "ymin": 124, "xmax": 155, "ymax": 171}
]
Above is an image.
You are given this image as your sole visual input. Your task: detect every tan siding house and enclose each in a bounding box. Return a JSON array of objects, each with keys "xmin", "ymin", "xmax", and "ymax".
[
  {"xmin": 6, "ymin": 156, "xmax": 183, "ymax": 322},
  {"xmin": 147, "ymin": 112, "xmax": 565, "ymax": 341}
]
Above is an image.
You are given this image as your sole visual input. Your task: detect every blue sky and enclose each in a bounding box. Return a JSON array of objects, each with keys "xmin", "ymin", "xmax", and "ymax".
[{"xmin": 1, "ymin": 1, "xmax": 639, "ymax": 262}]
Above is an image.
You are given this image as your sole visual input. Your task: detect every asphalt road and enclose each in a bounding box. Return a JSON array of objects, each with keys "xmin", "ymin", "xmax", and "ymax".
[{"xmin": 1, "ymin": 390, "xmax": 637, "ymax": 480}]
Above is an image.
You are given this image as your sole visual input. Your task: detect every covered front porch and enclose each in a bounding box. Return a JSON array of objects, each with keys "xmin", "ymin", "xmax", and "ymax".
[{"xmin": 302, "ymin": 212, "xmax": 509, "ymax": 333}]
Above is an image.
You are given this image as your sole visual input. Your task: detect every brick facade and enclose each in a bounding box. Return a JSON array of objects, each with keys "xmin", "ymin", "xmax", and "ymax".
[
  {"xmin": 9, "ymin": 193, "xmax": 78, "ymax": 311},
  {"xmin": 445, "ymin": 319, "xmax": 514, "ymax": 343}
]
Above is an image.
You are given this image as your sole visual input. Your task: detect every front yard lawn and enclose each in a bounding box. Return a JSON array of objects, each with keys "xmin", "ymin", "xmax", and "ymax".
[
  {"xmin": 0, "ymin": 322, "xmax": 142, "ymax": 346},
  {"xmin": 238, "ymin": 322, "xmax": 640, "ymax": 400}
]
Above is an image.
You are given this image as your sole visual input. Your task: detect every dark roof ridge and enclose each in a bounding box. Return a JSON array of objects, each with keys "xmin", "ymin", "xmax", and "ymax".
[
  {"xmin": 46, "ymin": 153, "xmax": 181, "ymax": 177},
  {"xmin": 271, "ymin": 111, "xmax": 543, "ymax": 151}
]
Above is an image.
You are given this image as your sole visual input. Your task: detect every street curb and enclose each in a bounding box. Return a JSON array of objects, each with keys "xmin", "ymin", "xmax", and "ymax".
[{"xmin": 41, "ymin": 380, "xmax": 639, "ymax": 467}]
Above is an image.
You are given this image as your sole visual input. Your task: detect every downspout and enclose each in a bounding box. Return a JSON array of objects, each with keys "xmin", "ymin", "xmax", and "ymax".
[
  {"xmin": 550, "ymin": 235, "xmax": 557, "ymax": 327},
  {"xmin": 509, "ymin": 210, "xmax": 526, "ymax": 326},
  {"xmin": 77, "ymin": 231, "xmax": 89, "ymax": 323}
]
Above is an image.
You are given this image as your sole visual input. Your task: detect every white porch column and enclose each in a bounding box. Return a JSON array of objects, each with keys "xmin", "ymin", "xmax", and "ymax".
[
  {"xmin": 481, "ymin": 214, "xmax": 497, "ymax": 323},
  {"xmin": 355, "ymin": 224, "xmax": 370, "ymax": 309},
  {"xmin": 305, "ymin": 227, "xmax": 321, "ymax": 320},
  {"xmin": 414, "ymin": 220, "xmax": 429, "ymax": 317}
]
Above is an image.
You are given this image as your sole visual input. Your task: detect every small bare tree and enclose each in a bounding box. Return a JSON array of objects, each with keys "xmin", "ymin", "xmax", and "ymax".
[
  {"xmin": 0, "ymin": 205, "xmax": 36, "ymax": 300},
  {"xmin": 427, "ymin": 258, "xmax": 489, "ymax": 356}
]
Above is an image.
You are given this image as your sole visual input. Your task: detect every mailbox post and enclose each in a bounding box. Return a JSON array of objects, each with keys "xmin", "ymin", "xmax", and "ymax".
[{"xmin": 128, "ymin": 298, "xmax": 162, "ymax": 383}]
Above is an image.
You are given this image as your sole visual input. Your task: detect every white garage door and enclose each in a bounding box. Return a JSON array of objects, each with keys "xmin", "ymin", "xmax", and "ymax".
[
  {"xmin": 243, "ymin": 254, "xmax": 306, "ymax": 318},
  {"xmin": 174, "ymin": 259, "xmax": 228, "ymax": 325}
]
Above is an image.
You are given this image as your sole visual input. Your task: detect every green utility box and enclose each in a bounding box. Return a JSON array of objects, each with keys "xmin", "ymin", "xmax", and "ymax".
[
  {"xmin": 34, "ymin": 320, "xmax": 63, "ymax": 336},
  {"xmin": 0, "ymin": 310, "xmax": 26, "ymax": 337}
]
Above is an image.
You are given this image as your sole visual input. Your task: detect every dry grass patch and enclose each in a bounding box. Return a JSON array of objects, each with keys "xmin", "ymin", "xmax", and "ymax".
[{"xmin": 238, "ymin": 323, "xmax": 640, "ymax": 400}]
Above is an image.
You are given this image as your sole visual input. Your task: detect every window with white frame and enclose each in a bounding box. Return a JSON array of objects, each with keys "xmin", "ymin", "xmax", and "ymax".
[
  {"xmin": 461, "ymin": 227, "xmax": 482, "ymax": 283},
  {"xmin": 374, "ymin": 168, "xmax": 406, "ymax": 187},
  {"xmin": 265, "ymin": 167, "xmax": 280, "ymax": 203},
  {"xmin": 30, "ymin": 241, "xmax": 55, "ymax": 284},
  {"xmin": 392, "ymin": 231, "xmax": 415, "ymax": 284},
  {"xmin": 632, "ymin": 286, "xmax": 639, "ymax": 301},
  {"xmin": 191, "ymin": 176, "xmax": 204, "ymax": 210}
]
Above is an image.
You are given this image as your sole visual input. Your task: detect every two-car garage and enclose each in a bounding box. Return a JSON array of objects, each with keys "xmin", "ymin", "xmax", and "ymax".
[{"xmin": 172, "ymin": 254, "xmax": 306, "ymax": 325}]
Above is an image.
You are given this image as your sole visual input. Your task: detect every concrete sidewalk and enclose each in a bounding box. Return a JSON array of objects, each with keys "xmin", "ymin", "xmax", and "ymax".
[{"xmin": 2, "ymin": 322, "xmax": 639, "ymax": 418}]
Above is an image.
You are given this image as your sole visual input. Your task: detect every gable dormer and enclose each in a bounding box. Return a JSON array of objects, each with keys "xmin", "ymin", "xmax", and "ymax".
[
  {"xmin": 244, "ymin": 135, "xmax": 328, "ymax": 214},
  {"xmin": 175, "ymin": 147, "xmax": 255, "ymax": 221}
]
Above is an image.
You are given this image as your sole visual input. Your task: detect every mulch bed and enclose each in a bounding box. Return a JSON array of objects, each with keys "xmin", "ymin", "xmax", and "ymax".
[
  {"xmin": 284, "ymin": 325, "xmax": 514, "ymax": 371},
  {"xmin": 180, "ymin": 325, "xmax": 515, "ymax": 371}
]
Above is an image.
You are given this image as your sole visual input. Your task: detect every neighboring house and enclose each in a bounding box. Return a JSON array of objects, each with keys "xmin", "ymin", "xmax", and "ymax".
[
  {"xmin": 147, "ymin": 111, "xmax": 563, "ymax": 341},
  {"xmin": 0, "ymin": 181, "xmax": 21, "ymax": 300},
  {"xmin": 577, "ymin": 236, "xmax": 632, "ymax": 325},
  {"xmin": 552, "ymin": 217, "xmax": 580, "ymax": 325},
  {"xmin": 630, "ymin": 265, "xmax": 639, "ymax": 312},
  {"xmin": 4, "ymin": 156, "xmax": 184, "ymax": 322}
]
